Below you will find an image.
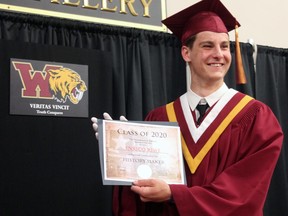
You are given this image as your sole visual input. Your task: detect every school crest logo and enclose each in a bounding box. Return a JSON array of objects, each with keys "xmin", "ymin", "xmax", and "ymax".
[{"xmin": 10, "ymin": 59, "xmax": 89, "ymax": 117}]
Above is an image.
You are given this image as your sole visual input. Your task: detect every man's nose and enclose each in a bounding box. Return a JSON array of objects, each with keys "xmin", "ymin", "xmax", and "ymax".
[{"xmin": 212, "ymin": 46, "xmax": 224, "ymax": 58}]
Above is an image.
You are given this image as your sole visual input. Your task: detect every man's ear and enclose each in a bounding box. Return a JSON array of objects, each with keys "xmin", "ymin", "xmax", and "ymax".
[{"xmin": 181, "ymin": 46, "xmax": 191, "ymax": 62}]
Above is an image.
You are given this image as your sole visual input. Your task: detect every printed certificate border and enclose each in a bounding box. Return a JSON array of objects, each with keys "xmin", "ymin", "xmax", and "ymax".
[{"xmin": 98, "ymin": 119, "xmax": 186, "ymax": 185}]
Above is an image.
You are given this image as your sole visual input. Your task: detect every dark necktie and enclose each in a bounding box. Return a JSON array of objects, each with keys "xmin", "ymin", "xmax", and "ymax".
[{"xmin": 196, "ymin": 103, "xmax": 209, "ymax": 124}]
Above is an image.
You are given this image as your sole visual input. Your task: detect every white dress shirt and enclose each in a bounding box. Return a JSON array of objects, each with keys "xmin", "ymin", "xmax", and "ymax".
[{"xmin": 186, "ymin": 83, "xmax": 229, "ymax": 120}]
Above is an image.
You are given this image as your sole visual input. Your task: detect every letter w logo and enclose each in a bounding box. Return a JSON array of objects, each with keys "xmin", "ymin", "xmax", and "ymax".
[{"xmin": 12, "ymin": 62, "xmax": 61, "ymax": 99}]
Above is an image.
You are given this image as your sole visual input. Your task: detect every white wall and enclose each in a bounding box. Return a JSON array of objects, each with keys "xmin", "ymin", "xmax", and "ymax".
[{"xmin": 165, "ymin": 0, "xmax": 288, "ymax": 48}]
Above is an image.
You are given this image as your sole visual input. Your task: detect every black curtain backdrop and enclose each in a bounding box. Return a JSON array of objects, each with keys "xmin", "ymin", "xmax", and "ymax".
[
  {"xmin": 256, "ymin": 46, "xmax": 288, "ymax": 216},
  {"xmin": 0, "ymin": 10, "xmax": 287, "ymax": 216},
  {"xmin": 0, "ymin": 11, "xmax": 186, "ymax": 121},
  {"xmin": 0, "ymin": 11, "xmax": 186, "ymax": 216}
]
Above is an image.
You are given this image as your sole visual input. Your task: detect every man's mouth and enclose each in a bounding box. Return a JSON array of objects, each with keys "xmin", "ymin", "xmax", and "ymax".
[{"xmin": 209, "ymin": 63, "xmax": 223, "ymax": 67}]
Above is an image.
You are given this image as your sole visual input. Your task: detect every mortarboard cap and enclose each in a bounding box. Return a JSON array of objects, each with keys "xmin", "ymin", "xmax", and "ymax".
[
  {"xmin": 162, "ymin": 0, "xmax": 247, "ymax": 84},
  {"xmin": 162, "ymin": 0, "xmax": 240, "ymax": 44}
]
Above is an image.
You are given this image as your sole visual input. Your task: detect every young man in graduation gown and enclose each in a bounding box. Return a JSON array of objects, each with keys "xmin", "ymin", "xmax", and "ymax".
[{"xmin": 91, "ymin": 0, "xmax": 283, "ymax": 215}]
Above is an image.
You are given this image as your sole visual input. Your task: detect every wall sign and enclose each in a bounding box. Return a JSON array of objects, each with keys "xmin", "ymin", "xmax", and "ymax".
[
  {"xmin": 10, "ymin": 58, "xmax": 89, "ymax": 118},
  {"xmin": 0, "ymin": 0, "xmax": 167, "ymax": 32}
]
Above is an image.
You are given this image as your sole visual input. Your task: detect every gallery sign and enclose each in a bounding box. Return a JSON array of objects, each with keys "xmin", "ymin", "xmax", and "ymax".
[
  {"xmin": 10, "ymin": 58, "xmax": 89, "ymax": 118},
  {"xmin": 0, "ymin": 0, "xmax": 167, "ymax": 32}
]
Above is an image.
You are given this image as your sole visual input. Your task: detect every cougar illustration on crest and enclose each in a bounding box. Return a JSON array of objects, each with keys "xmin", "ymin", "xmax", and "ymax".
[{"xmin": 48, "ymin": 68, "xmax": 87, "ymax": 104}]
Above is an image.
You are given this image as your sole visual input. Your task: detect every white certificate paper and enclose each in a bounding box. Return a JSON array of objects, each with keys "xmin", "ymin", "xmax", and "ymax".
[{"xmin": 98, "ymin": 120, "xmax": 186, "ymax": 185}]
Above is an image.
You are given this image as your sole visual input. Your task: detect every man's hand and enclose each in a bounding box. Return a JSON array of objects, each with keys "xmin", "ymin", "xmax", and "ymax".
[
  {"xmin": 91, "ymin": 112, "xmax": 127, "ymax": 139},
  {"xmin": 131, "ymin": 179, "xmax": 172, "ymax": 202}
]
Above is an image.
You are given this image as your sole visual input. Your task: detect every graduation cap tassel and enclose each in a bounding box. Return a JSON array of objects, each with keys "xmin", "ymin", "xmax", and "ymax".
[{"xmin": 235, "ymin": 24, "xmax": 247, "ymax": 84}]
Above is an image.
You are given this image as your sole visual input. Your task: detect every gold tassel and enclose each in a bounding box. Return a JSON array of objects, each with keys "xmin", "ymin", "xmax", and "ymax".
[{"xmin": 235, "ymin": 24, "xmax": 247, "ymax": 84}]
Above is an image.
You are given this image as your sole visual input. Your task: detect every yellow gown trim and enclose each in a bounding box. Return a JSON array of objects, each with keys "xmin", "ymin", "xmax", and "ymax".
[{"xmin": 166, "ymin": 95, "xmax": 253, "ymax": 174}]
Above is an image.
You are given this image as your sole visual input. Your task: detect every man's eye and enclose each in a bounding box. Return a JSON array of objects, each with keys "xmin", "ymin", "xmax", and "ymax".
[
  {"xmin": 203, "ymin": 44, "xmax": 212, "ymax": 48},
  {"xmin": 221, "ymin": 44, "xmax": 230, "ymax": 49}
]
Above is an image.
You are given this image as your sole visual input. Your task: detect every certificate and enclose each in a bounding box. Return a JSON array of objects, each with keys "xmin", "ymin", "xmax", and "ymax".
[{"xmin": 98, "ymin": 120, "xmax": 186, "ymax": 185}]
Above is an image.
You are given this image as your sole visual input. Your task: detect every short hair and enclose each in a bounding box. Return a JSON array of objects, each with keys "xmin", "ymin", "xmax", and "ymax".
[{"xmin": 183, "ymin": 34, "xmax": 197, "ymax": 48}]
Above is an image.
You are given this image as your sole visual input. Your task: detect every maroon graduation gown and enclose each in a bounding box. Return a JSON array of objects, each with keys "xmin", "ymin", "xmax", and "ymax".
[{"xmin": 112, "ymin": 92, "xmax": 283, "ymax": 216}]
